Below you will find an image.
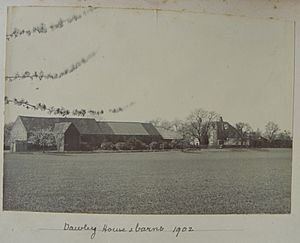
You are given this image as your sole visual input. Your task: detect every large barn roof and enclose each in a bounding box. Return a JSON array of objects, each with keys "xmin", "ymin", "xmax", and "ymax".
[
  {"xmin": 97, "ymin": 121, "xmax": 114, "ymax": 135},
  {"xmin": 53, "ymin": 122, "xmax": 73, "ymax": 134},
  {"xmin": 155, "ymin": 127, "xmax": 183, "ymax": 140},
  {"xmin": 142, "ymin": 123, "xmax": 162, "ymax": 136},
  {"xmin": 97, "ymin": 121, "xmax": 159, "ymax": 136},
  {"xmin": 17, "ymin": 116, "xmax": 182, "ymax": 139},
  {"xmin": 18, "ymin": 116, "xmax": 102, "ymax": 135}
]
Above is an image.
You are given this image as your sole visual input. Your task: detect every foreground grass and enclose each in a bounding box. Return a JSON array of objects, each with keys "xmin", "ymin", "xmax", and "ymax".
[{"xmin": 3, "ymin": 149, "xmax": 292, "ymax": 214}]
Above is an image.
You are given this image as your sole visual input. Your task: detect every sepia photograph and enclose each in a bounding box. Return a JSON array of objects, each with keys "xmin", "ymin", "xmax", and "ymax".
[{"xmin": 3, "ymin": 6, "xmax": 294, "ymax": 215}]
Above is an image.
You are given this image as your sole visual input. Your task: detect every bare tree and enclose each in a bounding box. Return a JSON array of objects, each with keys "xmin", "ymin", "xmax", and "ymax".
[
  {"xmin": 276, "ymin": 130, "xmax": 292, "ymax": 147},
  {"xmin": 277, "ymin": 130, "xmax": 292, "ymax": 141},
  {"xmin": 171, "ymin": 119, "xmax": 184, "ymax": 132},
  {"xmin": 249, "ymin": 128, "xmax": 262, "ymax": 140},
  {"xmin": 264, "ymin": 121, "xmax": 280, "ymax": 142},
  {"xmin": 185, "ymin": 108, "xmax": 220, "ymax": 145},
  {"xmin": 149, "ymin": 118, "xmax": 174, "ymax": 130},
  {"xmin": 235, "ymin": 122, "xmax": 253, "ymax": 146}
]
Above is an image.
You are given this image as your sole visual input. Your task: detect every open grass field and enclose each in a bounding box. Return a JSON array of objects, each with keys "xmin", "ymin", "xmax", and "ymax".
[{"xmin": 3, "ymin": 149, "xmax": 292, "ymax": 214}]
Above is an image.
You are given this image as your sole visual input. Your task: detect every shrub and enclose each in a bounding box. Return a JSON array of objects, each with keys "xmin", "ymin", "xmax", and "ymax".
[
  {"xmin": 100, "ymin": 142, "xmax": 114, "ymax": 150},
  {"xmin": 115, "ymin": 142, "xmax": 127, "ymax": 150},
  {"xmin": 125, "ymin": 137, "xmax": 147, "ymax": 150},
  {"xmin": 171, "ymin": 140, "xmax": 190, "ymax": 149},
  {"xmin": 149, "ymin": 141, "xmax": 160, "ymax": 150},
  {"xmin": 80, "ymin": 142, "xmax": 93, "ymax": 151},
  {"xmin": 160, "ymin": 141, "xmax": 172, "ymax": 150}
]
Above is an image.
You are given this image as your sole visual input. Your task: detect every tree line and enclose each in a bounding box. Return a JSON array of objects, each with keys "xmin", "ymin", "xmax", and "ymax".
[
  {"xmin": 4, "ymin": 107, "xmax": 292, "ymax": 150},
  {"xmin": 149, "ymin": 108, "xmax": 292, "ymax": 148}
]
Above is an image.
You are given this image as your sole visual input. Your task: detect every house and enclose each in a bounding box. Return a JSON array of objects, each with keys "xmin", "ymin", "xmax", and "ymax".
[{"xmin": 208, "ymin": 119, "xmax": 244, "ymax": 147}]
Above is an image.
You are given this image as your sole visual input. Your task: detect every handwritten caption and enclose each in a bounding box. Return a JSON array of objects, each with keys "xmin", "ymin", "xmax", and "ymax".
[{"xmin": 63, "ymin": 222, "xmax": 194, "ymax": 239}]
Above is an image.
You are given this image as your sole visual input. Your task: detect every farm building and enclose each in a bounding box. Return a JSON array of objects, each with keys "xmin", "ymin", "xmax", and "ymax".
[
  {"xmin": 155, "ymin": 127, "xmax": 184, "ymax": 142},
  {"xmin": 97, "ymin": 121, "xmax": 162, "ymax": 144},
  {"xmin": 8, "ymin": 115, "xmax": 258, "ymax": 152},
  {"xmin": 53, "ymin": 122, "xmax": 80, "ymax": 152},
  {"xmin": 9, "ymin": 116, "xmax": 103, "ymax": 152},
  {"xmin": 9, "ymin": 116, "xmax": 168, "ymax": 152},
  {"xmin": 189, "ymin": 120, "xmax": 244, "ymax": 147},
  {"xmin": 208, "ymin": 120, "xmax": 245, "ymax": 147}
]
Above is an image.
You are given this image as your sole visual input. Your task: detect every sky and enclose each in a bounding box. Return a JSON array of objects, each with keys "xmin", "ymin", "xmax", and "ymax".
[{"xmin": 4, "ymin": 6, "xmax": 294, "ymax": 132}]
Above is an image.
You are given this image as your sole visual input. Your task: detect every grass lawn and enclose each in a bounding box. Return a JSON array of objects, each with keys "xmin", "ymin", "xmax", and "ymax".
[{"xmin": 3, "ymin": 149, "xmax": 292, "ymax": 214}]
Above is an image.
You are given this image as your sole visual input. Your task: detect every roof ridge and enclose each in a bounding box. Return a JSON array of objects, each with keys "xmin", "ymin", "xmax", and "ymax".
[
  {"xmin": 19, "ymin": 115, "xmax": 96, "ymax": 121},
  {"xmin": 98, "ymin": 121, "xmax": 151, "ymax": 124},
  {"xmin": 55, "ymin": 121, "xmax": 73, "ymax": 124},
  {"xmin": 18, "ymin": 116, "xmax": 101, "ymax": 135}
]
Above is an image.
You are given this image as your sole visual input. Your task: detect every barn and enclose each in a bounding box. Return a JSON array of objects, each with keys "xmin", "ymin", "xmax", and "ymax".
[
  {"xmin": 9, "ymin": 116, "xmax": 103, "ymax": 152},
  {"xmin": 155, "ymin": 127, "xmax": 183, "ymax": 142},
  {"xmin": 53, "ymin": 122, "xmax": 80, "ymax": 152},
  {"xmin": 97, "ymin": 121, "xmax": 162, "ymax": 144},
  {"xmin": 9, "ymin": 116, "xmax": 170, "ymax": 152}
]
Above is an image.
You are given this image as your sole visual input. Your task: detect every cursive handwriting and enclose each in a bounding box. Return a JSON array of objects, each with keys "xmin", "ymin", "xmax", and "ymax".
[
  {"xmin": 130, "ymin": 223, "xmax": 165, "ymax": 233},
  {"xmin": 64, "ymin": 222, "xmax": 97, "ymax": 239},
  {"xmin": 62, "ymin": 222, "xmax": 195, "ymax": 239},
  {"xmin": 102, "ymin": 224, "xmax": 127, "ymax": 233}
]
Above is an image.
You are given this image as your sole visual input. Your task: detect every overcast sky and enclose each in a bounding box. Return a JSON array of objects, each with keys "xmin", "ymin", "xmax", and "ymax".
[{"xmin": 4, "ymin": 6, "xmax": 294, "ymax": 132}]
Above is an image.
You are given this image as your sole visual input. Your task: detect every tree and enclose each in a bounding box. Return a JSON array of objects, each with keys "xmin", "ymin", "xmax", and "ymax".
[
  {"xmin": 277, "ymin": 130, "xmax": 292, "ymax": 141},
  {"xmin": 185, "ymin": 108, "xmax": 220, "ymax": 145},
  {"xmin": 249, "ymin": 128, "xmax": 262, "ymax": 141},
  {"xmin": 235, "ymin": 122, "xmax": 253, "ymax": 146},
  {"xmin": 171, "ymin": 119, "xmax": 184, "ymax": 132},
  {"xmin": 254, "ymin": 128, "xmax": 262, "ymax": 138},
  {"xmin": 264, "ymin": 121, "xmax": 280, "ymax": 142},
  {"xmin": 149, "ymin": 118, "xmax": 174, "ymax": 130},
  {"xmin": 150, "ymin": 118, "xmax": 185, "ymax": 133},
  {"xmin": 28, "ymin": 128, "xmax": 56, "ymax": 152},
  {"xmin": 4, "ymin": 122, "xmax": 14, "ymax": 147},
  {"xmin": 276, "ymin": 130, "xmax": 292, "ymax": 148}
]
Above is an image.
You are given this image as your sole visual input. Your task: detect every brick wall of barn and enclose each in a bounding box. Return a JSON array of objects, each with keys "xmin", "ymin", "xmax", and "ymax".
[
  {"xmin": 64, "ymin": 125, "xmax": 80, "ymax": 151},
  {"xmin": 80, "ymin": 134, "xmax": 103, "ymax": 150}
]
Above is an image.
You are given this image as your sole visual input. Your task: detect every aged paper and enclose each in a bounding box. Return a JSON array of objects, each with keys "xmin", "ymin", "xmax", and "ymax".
[{"xmin": 0, "ymin": 0, "xmax": 299, "ymax": 242}]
